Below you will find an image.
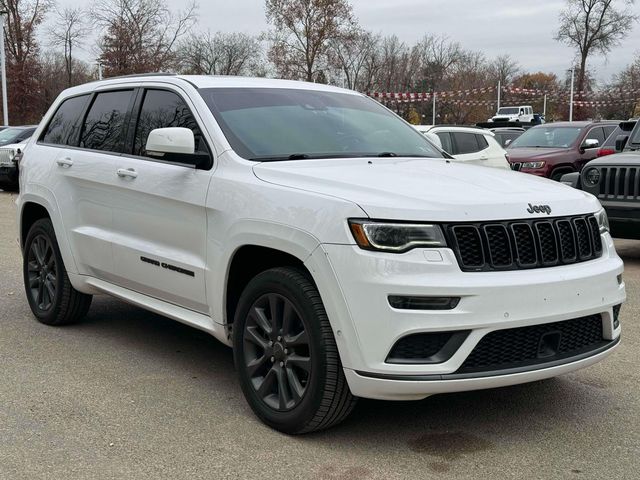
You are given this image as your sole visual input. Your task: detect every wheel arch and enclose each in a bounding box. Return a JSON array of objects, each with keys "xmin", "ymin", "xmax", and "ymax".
[{"xmin": 18, "ymin": 192, "xmax": 79, "ymax": 275}]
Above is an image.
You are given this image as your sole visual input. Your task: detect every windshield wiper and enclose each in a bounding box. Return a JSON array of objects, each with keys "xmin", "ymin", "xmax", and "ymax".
[{"xmin": 377, "ymin": 152, "xmax": 398, "ymax": 157}]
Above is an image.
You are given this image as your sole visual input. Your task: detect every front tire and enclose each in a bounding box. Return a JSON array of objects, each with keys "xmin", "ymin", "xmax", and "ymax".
[
  {"xmin": 23, "ymin": 218, "xmax": 92, "ymax": 326},
  {"xmin": 233, "ymin": 267, "xmax": 356, "ymax": 434}
]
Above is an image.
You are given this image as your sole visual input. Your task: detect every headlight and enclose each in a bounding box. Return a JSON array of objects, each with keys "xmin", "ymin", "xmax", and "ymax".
[
  {"xmin": 348, "ymin": 220, "xmax": 447, "ymax": 253},
  {"xmin": 521, "ymin": 161, "xmax": 545, "ymax": 169},
  {"xmin": 595, "ymin": 208, "xmax": 609, "ymax": 234},
  {"xmin": 584, "ymin": 167, "xmax": 600, "ymax": 186}
]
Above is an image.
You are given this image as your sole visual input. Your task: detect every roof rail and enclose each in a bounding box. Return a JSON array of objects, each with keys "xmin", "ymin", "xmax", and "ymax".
[{"xmin": 91, "ymin": 72, "xmax": 178, "ymax": 82}]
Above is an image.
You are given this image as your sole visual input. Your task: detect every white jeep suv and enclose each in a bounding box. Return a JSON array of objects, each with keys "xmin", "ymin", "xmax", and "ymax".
[{"xmin": 17, "ymin": 75, "xmax": 625, "ymax": 434}]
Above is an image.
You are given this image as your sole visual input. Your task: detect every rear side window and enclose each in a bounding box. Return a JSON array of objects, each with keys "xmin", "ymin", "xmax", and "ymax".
[
  {"xmin": 80, "ymin": 90, "xmax": 135, "ymax": 153},
  {"xmin": 435, "ymin": 132, "xmax": 453, "ymax": 153},
  {"xmin": 476, "ymin": 134, "xmax": 489, "ymax": 149},
  {"xmin": 133, "ymin": 89, "xmax": 210, "ymax": 159},
  {"xmin": 42, "ymin": 95, "xmax": 89, "ymax": 146},
  {"xmin": 452, "ymin": 132, "xmax": 480, "ymax": 154}
]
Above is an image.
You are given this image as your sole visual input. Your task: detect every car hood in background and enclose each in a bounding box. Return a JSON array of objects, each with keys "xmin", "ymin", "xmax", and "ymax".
[
  {"xmin": 253, "ymin": 157, "xmax": 600, "ymax": 221},
  {"xmin": 507, "ymin": 147, "xmax": 573, "ymax": 162}
]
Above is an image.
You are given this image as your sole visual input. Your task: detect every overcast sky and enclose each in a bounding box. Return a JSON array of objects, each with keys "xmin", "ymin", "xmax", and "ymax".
[{"xmin": 61, "ymin": 0, "xmax": 640, "ymax": 84}]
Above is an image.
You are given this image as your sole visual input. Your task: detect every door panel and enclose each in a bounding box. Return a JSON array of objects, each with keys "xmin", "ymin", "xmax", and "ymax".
[
  {"xmin": 52, "ymin": 148, "xmax": 117, "ymax": 277},
  {"xmin": 107, "ymin": 158, "xmax": 210, "ymax": 313},
  {"xmin": 103, "ymin": 87, "xmax": 212, "ymax": 313}
]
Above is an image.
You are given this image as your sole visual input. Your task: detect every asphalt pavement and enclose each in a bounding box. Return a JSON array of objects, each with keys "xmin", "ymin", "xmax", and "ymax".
[{"xmin": 1, "ymin": 190, "xmax": 639, "ymax": 480}]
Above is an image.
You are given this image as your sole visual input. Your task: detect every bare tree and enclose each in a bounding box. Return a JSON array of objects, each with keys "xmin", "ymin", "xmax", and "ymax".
[
  {"xmin": 178, "ymin": 31, "xmax": 263, "ymax": 76},
  {"xmin": 93, "ymin": 0, "xmax": 197, "ymax": 76},
  {"xmin": 488, "ymin": 54, "xmax": 520, "ymax": 86},
  {"xmin": 328, "ymin": 28, "xmax": 379, "ymax": 90},
  {"xmin": 1, "ymin": 0, "xmax": 52, "ymax": 123},
  {"xmin": 556, "ymin": 0, "xmax": 638, "ymax": 113},
  {"xmin": 48, "ymin": 7, "xmax": 90, "ymax": 87},
  {"xmin": 265, "ymin": 0, "xmax": 356, "ymax": 82}
]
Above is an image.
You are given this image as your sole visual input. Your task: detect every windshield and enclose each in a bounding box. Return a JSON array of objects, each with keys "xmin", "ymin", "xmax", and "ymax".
[
  {"xmin": 509, "ymin": 126, "xmax": 582, "ymax": 149},
  {"xmin": 497, "ymin": 108, "xmax": 519, "ymax": 115},
  {"xmin": 0, "ymin": 128, "xmax": 26, "ymax": 146},
  {"xmin": 199, "ymin": 88, "xmax": 443, "ymax": 161}
]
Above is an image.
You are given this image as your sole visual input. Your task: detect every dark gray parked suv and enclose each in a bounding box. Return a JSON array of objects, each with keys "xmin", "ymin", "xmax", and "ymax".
[{"xmin": 562, "ymin": 120, "xmax": 640, "ymax": 239}]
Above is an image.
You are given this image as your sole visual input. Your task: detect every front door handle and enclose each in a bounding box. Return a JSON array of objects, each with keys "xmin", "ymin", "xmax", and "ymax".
[
  {"xmin": 117, "ymin": 168, "xmax": 138, "ymax": 179},
  {"xmin": 56, "ymin": 157, "xmax": 73, "ymax": 168}
]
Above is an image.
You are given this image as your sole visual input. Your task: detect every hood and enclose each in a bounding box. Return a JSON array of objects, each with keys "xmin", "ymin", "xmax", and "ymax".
[
  {"xmin": 0, "ymin": 142, "xmax": 27, "ymax": 151},
  {"xmin": 588, "ymin": 151, "xmax": 640, "ymax": 166},
  {"xmin": 507, "ymin": 147, "xmax": 573, "ymax": 162},
  {"xmin": 253, "ymin": 157, "xmax": 600, "ymax": 221}
]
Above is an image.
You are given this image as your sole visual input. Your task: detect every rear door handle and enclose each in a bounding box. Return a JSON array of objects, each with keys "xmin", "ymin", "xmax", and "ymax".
[
  {"xmin": 56, "ymin": 157, "xmax": 73, "ymax": 168},
  {"xmin": 117, "ymin": 168, "xmax": 138, "ymax": 179}
]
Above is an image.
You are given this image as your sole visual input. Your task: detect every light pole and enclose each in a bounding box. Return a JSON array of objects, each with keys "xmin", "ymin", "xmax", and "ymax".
[
  {"xmin": 97, "ymin": 61, "xmax": 103, "ymax": 81},
  {"xmin": 568, "ymin": 67, "xmax": 575, "ymax": 122},
  {"xmin": 0, "ymin": 10, "xmax": 8, "ymax": 126}
]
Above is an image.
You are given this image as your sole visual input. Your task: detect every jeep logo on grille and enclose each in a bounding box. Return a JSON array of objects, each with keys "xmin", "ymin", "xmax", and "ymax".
[{"xmin": 527, "ymin": 203, "xmax": 552, "ymax": 215}]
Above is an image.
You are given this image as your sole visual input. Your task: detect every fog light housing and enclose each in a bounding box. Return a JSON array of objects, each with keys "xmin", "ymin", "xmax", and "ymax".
[
  {"xmin": 613, "ymin": 304, "xmax": 621, "ymax": 329},
  {"xmin": 388, "ymin": 295, "xmax": 460, "ymax": 310}
]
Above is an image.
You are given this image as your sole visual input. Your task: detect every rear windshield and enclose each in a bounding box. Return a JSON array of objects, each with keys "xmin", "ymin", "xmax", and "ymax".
[
  {"xmin": 198, "ymin": 88, "xmax": 443, "ymax": 161},
  {"xmin": 496, "ymin": 108, "xmax": 519, "ymax": 115},
  {"xmin": 509, "ymin": 126, "xmax": 582, "ymax": 149}
]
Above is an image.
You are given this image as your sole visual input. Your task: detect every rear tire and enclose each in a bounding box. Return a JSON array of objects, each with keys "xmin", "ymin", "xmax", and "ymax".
[
  {"xmin": 23, "ymin": 218, "xmax": 92, "ymax": 326},
  {"xmin": 233, "ymin": 267, "xmax": 356, "ymax": 434}
]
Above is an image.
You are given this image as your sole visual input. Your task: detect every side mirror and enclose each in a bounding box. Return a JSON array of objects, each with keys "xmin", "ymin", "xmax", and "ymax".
[
  {"xmin": 560, "ymin": 172, "xmax": 581, "ymax": 189},
  {"xmin": 581, "ymin": 138, "xmax": 600, "ymax": 151},
  {"xmin": 504, "ymin": 139, "xmax": 512, "ymax": 146},
  {"xmin": 615, "ymin": 134, "xmax": 629, "ymax": 152},
  {"xmin": 145, "ymin": 127, "xmax": 208, "ymax": 167},
  {"xmin": 146, "ymin": 127, "xmax": 195, "ymax": 155}
]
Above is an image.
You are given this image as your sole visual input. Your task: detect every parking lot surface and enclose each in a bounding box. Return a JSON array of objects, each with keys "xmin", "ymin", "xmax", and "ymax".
[{"xmin": 1, "ymin": 190, "xmax": 639, "ymax": 480}]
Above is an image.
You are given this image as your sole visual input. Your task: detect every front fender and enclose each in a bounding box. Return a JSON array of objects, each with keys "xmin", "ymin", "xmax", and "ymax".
[{"xmin": 207, "ymin": 219, "xmax": 322, "ymax": 326}]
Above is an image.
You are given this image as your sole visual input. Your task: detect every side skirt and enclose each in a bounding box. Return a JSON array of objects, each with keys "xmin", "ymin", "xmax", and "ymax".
[{"xmin": 80, "ymin": 275, "xmax": 231, "ymax": 347}]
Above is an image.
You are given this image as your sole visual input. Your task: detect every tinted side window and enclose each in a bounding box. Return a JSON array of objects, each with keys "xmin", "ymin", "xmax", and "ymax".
[
  {"xmin": 476, "ymin": 134, "xmax": 489, "ymax": 149},
  {"xmin": 42, "ymin": 95, "xmax": 89, "ymax": 146},
  {"xmin": 133, "ymin": 89, "xmax": 209, "ymax": 158},
  {"xmin": 452, "ymin": 132, "xmax": 480, "ymax": 154},
  {"xmin": 603, "ymin": 125, "xmax": 616, "ymax": 139},
  {"xmin": 435, "ymin": 132, "xmax": 453, "ymax": 154},
  {"xmin": 585, "ymin": 127, "xmax": 605, "ymax": 145},
  {"xmin": 80, "ymin": 90, "xmax": 134, "ymax": 153}
]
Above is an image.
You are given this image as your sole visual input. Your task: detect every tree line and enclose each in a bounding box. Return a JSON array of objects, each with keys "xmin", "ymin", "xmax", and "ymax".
[{"xmin": 1, "ymin": 0, "xmax": 639, "ymax": 125}]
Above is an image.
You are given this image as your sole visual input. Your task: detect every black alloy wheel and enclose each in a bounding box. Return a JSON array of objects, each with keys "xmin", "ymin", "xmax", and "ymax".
[
  {"xmin": 23, "ymin": 218, "xmax": 92, "ymax": 325},
  {"xmin": 233, "ymin": 267, "xmax": 356, "ymax": 434},
  {"xmin": 243, "ymin": 293, "xmax": 311, "ymax": 411}
]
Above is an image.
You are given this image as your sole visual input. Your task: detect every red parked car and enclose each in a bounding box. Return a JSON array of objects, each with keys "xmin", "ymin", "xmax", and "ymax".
[{"xmin": 507, "ymin": 121, "xmax": 618, "ymax": 180}]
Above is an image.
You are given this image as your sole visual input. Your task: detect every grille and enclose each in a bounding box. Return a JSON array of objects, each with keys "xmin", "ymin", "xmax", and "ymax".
[
  {"xmin": 447, "ymin": 214, "xmax": 602, "ymax": 272},
  {"xmin": 457, "ymin": 314, "xmax": 605, "ymax": 373},
  {"xmin": 386, "ymin": 331, "xmax": 469, "ymax": 364},
  {"xmin": 0, "ymin": 148, "xmax": 13, "ymax": 166},
  {"xmin": 597, "ymin": 166, "xmax": 640, "ymax": 199}
]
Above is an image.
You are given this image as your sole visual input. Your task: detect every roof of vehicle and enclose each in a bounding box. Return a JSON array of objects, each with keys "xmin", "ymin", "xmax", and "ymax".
[
  {"xmin": 63, "ymin": 74, "xmax": 361, "ymax": 97},
  {"xmin": 533, "ymin": 120, "xmax": 619, "ymax": 128},
  {"xmin": 490, "ymin": 127, "xmax": 526, "ymax": 132},
  {"xmin": 421, "ymin": 125, "xmax": 496, "ymax": 136}
]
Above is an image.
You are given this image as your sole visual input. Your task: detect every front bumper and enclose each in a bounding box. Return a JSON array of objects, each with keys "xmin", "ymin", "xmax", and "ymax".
[
  {"xmin": 314, "ymin": 233, "xmax": 624, "ymax": 400},
  {"xmin": 344, "ymin": 339, "xmax": 619, "ymax": 400},
  {"xmin": 0, "ymin": 163, "xmax": 18, "ymax": 184}
]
